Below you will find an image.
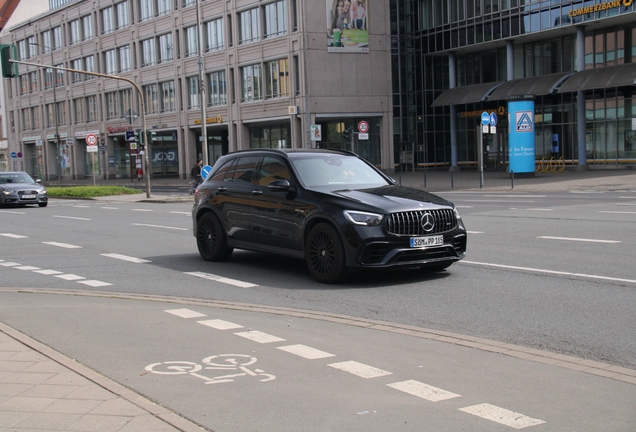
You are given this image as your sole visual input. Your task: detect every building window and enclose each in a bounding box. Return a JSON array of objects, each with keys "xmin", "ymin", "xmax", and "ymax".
[
  {"xmin": 29, "ymin": 71, "xmax": 39, "ymax": 92},
  {"xmin": 104, "ymin": 49, "xmax": 117, "ymax": 74},
  {"xmin": 74, "ymin": 98, "xmax": 86, "ymax": 124},
  {"xmin": 106, "ymin": 91, "xmax": 119, "ymax": 120},
  {"xmin": 53, "ymin": 27, "xmax": 63, "ymax": 50},
  {"xmin": 241, "ymin": 64, "xmax": 262, "ymax": 102},
  {"xmin": 142, "ymin": 39, "xmax": 156, "ymax": 66},
  {"xmin": 57, "ymin": 101, "xmax": 67, "ymax": 125},
  {"xmin": 157, "ymin": 0, "xmax": 171, "ymax": 16},
  {"xmin": 82, "ymin": 15, "xmax": 93, "ymax": 39},
  {"xmin": 46, "ymin": 104, "xmax": 55, "ymax": 127},
  {"xmin": 144, "ymin": 84, "xmax": 159, "ymax": 113},
  {"xmin": 20, "ymin": 75, "xmax": 28, "ymax": 95},
  {"xmin": 239, "ymin": 8, "xmax": 260, "ymax": 44},
  {"xmin": 264, "ymin": 1, "xmax": 287, "ymax": 38},
  {"xmin": 208, "ymin": 70, "xmax": 227, "ymax": 106},
  {"xmin": 140, "ymin": 0, "xmax": 154, "ymax": 21},
  {"xmin": 32, "ymin": 107, "xmax": 40, "ymax": 129},
  {"xmin": 17, "ymin": 40, "xmax": 26, "ymax": 60},
  {"xmin": 116, "ymin": 2, "xmax": 129, "ymax": 28},
  {"xmin": 71, "ymin": 59, "xmax": 82, "ymax": 83},
  {"xmin": 102, "ymin": 7, "xmax": 114, "ymax": 34},
  {"xmin": 55, "ymin": 65, "xmax": 64, "ymax": 87},
  {"xmin": 205, "ymin": 17, "xmax": 224, "ymax": 51},
  {"xmin": 159, "ymin": 33, "xmax": 173, "ymax": 62},
  {"xmin": 183, "ymin": 0, "xmax": 195, "ymax": 7},
  {"xmin": 21, "ymin": 108, "xmax": 32, "ymax": 130},
  {"xmin": 70, "ymin": 19, "xmax": 81, "ymax": 44},
  {"xmin": 249, "ymin": 125, "xmax": 291, "ymax": 148},
  {"xmin": 185, "ymin": 26, "xmax": 199, "ymax": 57},
  {"xmin": 160, "ymin": 80, "xmax": 175, "ymax": 112},
  {"xmin": 265, "ymin": 58, "xmax": 289, "ymax": 98},
  {"xmin": 120, "ymin": 89, "xmax": 132, "ymax": 117},
  {"xmin": 42, "ymin": 31, "xmax": 52, "ymax": 53},
  {"xmin": 119, "ymin": 45, "xmax": 131, "ymax": 72},
  {"xmin": 87, "ymin": 95, "xmax": 98, "ymax": 122},
  {"xmin": 187, "ymin": 76, "xmax": 200, "ymax": 109},
  {"xmin": 45, "ymin": 68, "xmax": 53, "ymax": 89},
  {"xmin": 84, "ymin": 55, "xmax": 95, "ymax": 80}
]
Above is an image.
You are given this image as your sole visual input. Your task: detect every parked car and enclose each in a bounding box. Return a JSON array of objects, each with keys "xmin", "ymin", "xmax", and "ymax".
[
  {"xmin": 192, "ymin": 149, "xmax": 467, "ymax": 283},
  {"xmin": 0, "ymin": 172, "xmax": 48, "ymax": 208}
]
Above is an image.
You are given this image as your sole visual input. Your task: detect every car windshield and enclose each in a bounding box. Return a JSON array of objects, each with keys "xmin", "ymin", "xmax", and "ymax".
[
  {"xmin": 0, "ymin": 173, "xmax": 34, "ymax": 184},
  {"xmin": 290, "ymin": 154, "xmax": 390, "ymax": 188}
]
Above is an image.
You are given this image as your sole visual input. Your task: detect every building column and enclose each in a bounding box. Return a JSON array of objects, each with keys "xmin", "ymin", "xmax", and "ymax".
[
  {"xmin": 576, "ymin": 25, "xmax": 589, "ymax": 170},
  {"xmin": 506, "ymin": 40, "xmax": 514, "ymax": 80},
  {"xmin": 449, "ymin": 52, "xmax": 459, "ymax": 171}
]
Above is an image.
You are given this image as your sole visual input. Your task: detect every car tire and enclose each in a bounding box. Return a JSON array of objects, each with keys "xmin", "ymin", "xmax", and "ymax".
[
  {"xmin": 306, "ymin": 223, "xmax": 348, "ymax": 284},
  {"xmin": 197, "ymin": 212, "xmax": 233, "ymax": 261},
  {"xmin": 38, "ymin": 202, "xmax": 48, "ymax": 208}
]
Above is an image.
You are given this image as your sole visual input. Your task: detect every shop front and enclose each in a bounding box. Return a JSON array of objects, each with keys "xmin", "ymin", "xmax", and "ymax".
[
  {"xmin": 149, "ymin": 130, "xmax": 179, "ymax": 177},
  {"xmin": 314, "ymin": 117, "xmax": 382, "ymax": 167}
]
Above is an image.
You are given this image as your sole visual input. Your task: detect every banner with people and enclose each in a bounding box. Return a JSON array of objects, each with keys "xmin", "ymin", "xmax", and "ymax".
[{"xmin": 326, "ymin": 0, "xmax": 369, "ymax": 53}]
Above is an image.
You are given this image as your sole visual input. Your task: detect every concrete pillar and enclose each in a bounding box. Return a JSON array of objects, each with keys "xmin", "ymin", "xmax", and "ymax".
[
  {"xmin": 576, "ymin": 26, "xmax": 589, "ymax": 170},
  {"xmin": 448, "ymin": 52, "xmax": 459, "ymax": 170},
  {"xmin": 506, "ymin": 40, "xmax": 515, "ymax": 81}
]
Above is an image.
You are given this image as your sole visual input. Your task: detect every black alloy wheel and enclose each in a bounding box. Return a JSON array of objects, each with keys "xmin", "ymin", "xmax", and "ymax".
[
  {"xmin": 197, "ymin": 212, "xmax": 233, "ymax": 261},
  {"xmin": 306, "ymin": 223, "xmax": 347, "ymax": 284}
]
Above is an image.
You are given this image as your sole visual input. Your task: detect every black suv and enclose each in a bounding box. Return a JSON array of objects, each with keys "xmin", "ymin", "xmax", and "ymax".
[{"xmin": 192, "ymin": 149, "xmax": 466, "ymax": 283}]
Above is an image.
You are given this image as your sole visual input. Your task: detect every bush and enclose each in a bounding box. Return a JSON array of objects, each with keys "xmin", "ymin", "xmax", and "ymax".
[{"xmin": 47, "ymin": 186, "xmax": 142, "ymax": 198}]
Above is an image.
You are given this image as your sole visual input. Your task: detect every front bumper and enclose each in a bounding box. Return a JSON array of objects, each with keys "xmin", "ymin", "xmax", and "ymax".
[{"xmin": 0, "ymin": 191, "xmax": 48, "ymax": 205}]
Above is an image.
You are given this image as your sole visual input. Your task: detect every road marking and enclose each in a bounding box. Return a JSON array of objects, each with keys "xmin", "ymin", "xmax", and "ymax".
[
  {"xmin": 614, "ymin": 203, "xmax": 636, "ymax": 206},
  {"xmin": 459, "ymin": 403, "xmax": 546, "ymax": 429},
  {"xmin": 464, "ymin": 200, "xmax": 535, "ymax": 203},
  {"xmin": 34, "ymin": 269, "xmax": 63, "ymax": 275},
  {"xmin": 485, "ymin": 195, "xmax": 546, "ymax": 198},
  {"xmin": 42, "ymin": 242, "xmax": 82, "ymax": 249},
  {"xmin": 53, "ymin": 215, "xmax": 91, "ymax": 221},
  {"xmin": 132, "ymin": 209, "xmax": 154, "ymax": 212},
  {"xmin": 198, "ymin": 319, "xmax": 244, "ymax": 330},
  {"xmin": 0, "ymin": 210, "xmax": 25, "ymax": 214},
  {"xmin": 455, "ymin": 206, "xmax": 473, "ymax": 208},
  {"xmin": 462, "ymin": 261, "xmax": 636, "ymax": 285},
  {"xmin": 328, "ymin": 361, "xmax": 392, "ymax": 379},
  {"xmin": 165, "ymin": 308, "xmax": 207, "ymax": 318},
  {"xmin": 15, "ymin": 266, "xmax": 41, "ymax": 271},
  {"xmin": 185, "ymin": 271, "xmax": 258, "ymax": 288},
  {"xmin": 0, "ymin": 262, "xmax": 21, "ymax": 267},
  {"xmin": 73, "ymin": 205, "xmax": 90, "ymax": 208},
  {"xmin": 509, "ymin": 208, "xmax": 553, "ymax": 211},
  {"xmin": 234, "ymin": 330, "xmax": 285, "ymax": 344},
  {"xmin": 599, "ymin": 211, "xmax": 636, "ymax": 214},
  {"xmin": 277, "ymin": 344, "xmax": 335, "ymax": 360},
  {"xmin": 78, "ymin": 280, "xmax": 113, "ymax": 287},
  {"xmin": 132, "ymin": 223, "xmax": 188, "ymax": 231},
  {"xmin": 1, "ymin": 233, "xmax": 28, "ymax": 238},
  {"xmin": 538, "ymin": 236, "xmax": 620, "ymax": 244},
  {"xmin": 387, "ymin": 380, "xmax": 461, "ymax": 402},
  {"xmin": 170, "ymin": 211, "xmax": 191, "ymax": 215},
  {"xmin": 54, "ymin": 274, "xmax": 86, "ymax": 281},
  {"xmin": 100, "ymin": 207, "xmax": 120, "ymax": 210},
  {"xmin": 101, "ymin": 253, "xmax": 151, "ymax": 263},
  {"xmin": 467, "ymin": 231, "xmax": 484, "ymax": 234}
]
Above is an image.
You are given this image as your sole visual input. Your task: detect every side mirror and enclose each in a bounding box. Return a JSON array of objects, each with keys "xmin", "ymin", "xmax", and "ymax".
[
  {"xmin": 268, "ymin": 179, "xmax": 291, "ymax": 192},
  {"xmin": 36, "ymin": 179, "xmax": 42, "ymax": 183}
]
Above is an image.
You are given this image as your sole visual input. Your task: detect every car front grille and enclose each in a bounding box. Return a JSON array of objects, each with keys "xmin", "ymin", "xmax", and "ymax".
[
  {"xmin": 18, "ymin": 190, "xmax": 38, "ymax": 195},
  {"xmin": 386, "ymin": 209, "xmax": 457, "ymax": 236}
]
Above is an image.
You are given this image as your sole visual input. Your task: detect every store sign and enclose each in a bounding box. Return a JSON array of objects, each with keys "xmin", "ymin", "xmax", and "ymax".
[
  {"xmin": 569, "ymin": 0, "xmax": 633, "ymax": 17},
  {"xmin": 194, "ymin": 116, "xmax": 223, "ymax": 125}
]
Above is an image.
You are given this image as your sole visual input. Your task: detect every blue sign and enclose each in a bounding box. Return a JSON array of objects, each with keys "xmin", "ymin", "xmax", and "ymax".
[
  {"xmin": 201, "ymin": 165, "xmax": 212, "ymax": 180},
  {"xmin": 489, "ymin": 112, "xmax": 498, "ymax": 126},
  {"xmin": 10, "ymin": 151, "xmax": 17, "ymax": 159},
  {"xmin": 481, "ymin": 112, "xmax": 490, "ymax": 126},
  {"xmin": 508, "ymin": 100, "xmax": 535, "ymax": 174},
  {"xmin": 125, "ymin": 131, "xmax": 136, "ymax": 141}
]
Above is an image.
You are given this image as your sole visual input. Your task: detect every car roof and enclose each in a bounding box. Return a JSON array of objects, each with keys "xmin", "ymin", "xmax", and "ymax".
[{"xmin": 223, "ymin": 148, "xmax": 355, "ymax": 158}]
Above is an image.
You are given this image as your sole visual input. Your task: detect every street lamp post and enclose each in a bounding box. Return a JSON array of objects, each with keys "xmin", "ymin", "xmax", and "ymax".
[
  {"xmin": 30, "ymin": 42, "xmax": 61, "ymax": 182},
  {"xmin": 195, "ymin": 0, "xmax": 208, "ymax": 166}
]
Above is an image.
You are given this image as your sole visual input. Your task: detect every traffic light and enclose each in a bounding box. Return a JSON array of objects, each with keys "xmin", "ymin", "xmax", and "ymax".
[
  {"xmin": 146, "ymin": 131, "xmax": 157, "ymax": 143},
  {"xmin": 343, "ymin": 127, "xmax": 352, "ymax": 140},
  {"xmin": 0, "ymin": 44, "xmax": 18, "ymax": 78}
]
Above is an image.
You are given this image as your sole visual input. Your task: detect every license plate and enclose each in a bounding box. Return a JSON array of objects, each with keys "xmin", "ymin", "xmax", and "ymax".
[
  {"xmin": 410, "ymin": 235, "xmax": 444, "ymax": 248},
  {"xmin": 20, "ymin": 194, "xmax": 36, "ymax": 199}
]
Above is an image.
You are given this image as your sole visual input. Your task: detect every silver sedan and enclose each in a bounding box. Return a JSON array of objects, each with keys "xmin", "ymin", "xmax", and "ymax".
[{"xmin": 0, "ymin": 172, "xmax": 48, "ymax": 207}]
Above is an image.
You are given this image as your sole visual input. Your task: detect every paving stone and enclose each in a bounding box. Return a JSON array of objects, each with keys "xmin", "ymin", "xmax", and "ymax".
[{"xmin": 12, "ymin": 412, "xmax": 82, "ymax": 430}]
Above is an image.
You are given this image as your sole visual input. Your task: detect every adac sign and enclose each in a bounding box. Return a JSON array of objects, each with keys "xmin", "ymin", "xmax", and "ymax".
[{"xmin": 569, "ymin": 0, "xmax": 633, "ymax": 17}]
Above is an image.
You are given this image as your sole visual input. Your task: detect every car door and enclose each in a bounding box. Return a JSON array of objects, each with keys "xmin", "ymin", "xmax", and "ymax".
[{"xmin": 249, "ymin": 156, "xmax": 300, "ymax": 251}]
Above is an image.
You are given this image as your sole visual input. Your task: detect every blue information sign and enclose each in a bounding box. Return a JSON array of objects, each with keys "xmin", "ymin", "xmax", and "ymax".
[
  {"xmin": 481, "ymin": 112, "xmax": 490, "ymax": 126},
  {"xmin": 200, "ymin": 165, "xmax": 212, "ymax": 180},
  {"xmin": 489, "ymin": 112, "xmax": 498, "ymax": 126}
]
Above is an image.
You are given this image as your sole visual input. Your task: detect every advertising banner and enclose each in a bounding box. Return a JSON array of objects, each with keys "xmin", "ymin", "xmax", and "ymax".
[
  {"xmin": 508, "ymin": 99, "xmax": 535, "ymax": 175},
  {"xmin": 326, "ymin": 0, "xmax": 369, "ymax": 53}
]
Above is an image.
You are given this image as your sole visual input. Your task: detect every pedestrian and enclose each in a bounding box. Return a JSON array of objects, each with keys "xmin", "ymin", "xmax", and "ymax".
[
  {"xmin": 191, "ymin": 159, "xmax": 203, "ymax": 182},
  {"xmin": 136, "ymin": 167, "xmax": 143, "ymax": 181}
]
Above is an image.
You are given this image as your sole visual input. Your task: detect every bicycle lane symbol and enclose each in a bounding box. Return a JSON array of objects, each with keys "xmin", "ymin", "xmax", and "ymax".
[{"xmin": 145, "ymin": 354, "xmax": 276, "ymax": 385}]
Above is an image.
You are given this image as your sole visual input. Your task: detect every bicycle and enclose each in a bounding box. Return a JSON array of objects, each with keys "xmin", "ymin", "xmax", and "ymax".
[{"xmin": 188, "ymin": 177, "xmax": 202, "ymax": 195}]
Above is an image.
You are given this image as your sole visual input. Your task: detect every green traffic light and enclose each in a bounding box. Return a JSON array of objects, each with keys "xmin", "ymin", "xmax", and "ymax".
[{"xmin": 0, "ymin": 44, "xmax": 19, "ymax": 78}]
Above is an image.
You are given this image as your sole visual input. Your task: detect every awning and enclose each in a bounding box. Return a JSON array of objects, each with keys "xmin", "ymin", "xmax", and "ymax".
[
  {"xmin": 489, "ymin": 72, "xmax": 575, "ymax": 100},
  {"xmin": 558, "ymin": 63, "xmax": 636, "ymax": 93},
  {"xmin": 430, "ymin": 82, "xmax": 503, "ymax": 107}
]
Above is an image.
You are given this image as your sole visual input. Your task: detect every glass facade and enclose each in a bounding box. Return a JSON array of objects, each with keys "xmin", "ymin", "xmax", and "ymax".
[{"xmin": 392, "ymin": 0, "xmax": 636, "ymax": 168}]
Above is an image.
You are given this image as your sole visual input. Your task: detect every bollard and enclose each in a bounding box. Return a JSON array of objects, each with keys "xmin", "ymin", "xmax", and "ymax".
[{"xmin": 511, "ymin": 170, "xmax": 514, "ymax": 189}]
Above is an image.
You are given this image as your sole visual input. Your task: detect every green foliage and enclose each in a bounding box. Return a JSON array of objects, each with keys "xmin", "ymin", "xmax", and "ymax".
[{"xmin": 47, "ymin": 186, "xmax": 142, "ymax": 198}]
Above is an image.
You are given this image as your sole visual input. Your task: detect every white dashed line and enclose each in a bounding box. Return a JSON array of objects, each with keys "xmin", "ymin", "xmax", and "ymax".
[
  {"xmin": 53, "ymin": 215, "xmax": 91, "ymax": 221},
  {"xmin": 1, "ymin": 233, "xmax": 28, "ymax": 238},
  {"xmin": 387, "ymin": 380, "xmax": 461, "ymax": 402},
  {"xmin": 459, "ymin": 403, "xmax": 546, "ymax": 429},
  {"xmin": 599, "ymin": 211, "xmax": 636, "ymax": 214},
  {"xmin": 165, "ymin": 308, "xmax": 207, "ymax": 319},
  {"xmin": 54, "ymin": 274, "xmax": 86, "ymax": 281},
  {"xmin": 277, "ymin": 344, "xmax": 336, "ymax": 360},
  {"xmin": 132, "ymin": 223, "xmax": 188, "ymax": 231},
  {"xmin": 509, "ymin": 208, "xmax": 553, "ymax": 211},
  {"xmin": 185, "ymin": 271, "xmax": 258, "ymax": 288},
  {"xmin": 170, "ymin": 211, "xmax": 191, "ymax": 215},
  {"xmin": 0, "ymin": 262, "xmax": 21, "ymax": 267},
  {"xmin": 0, "ymin": 210, "xmax": 25, "ymax": 214},
  {"xmin": 327, "ymin": 361, "xmax": 392, "ymax": 379},
  {"xmin": 101, "ymin": 253, "xmax": 151, "ymax": 263},
  {"xmin": 132, "ymin": 209, "xmax": 154, "ymax": 212},
  {"xmin": 42, "ymin": 242, "xmax": 82, "ymax": 249},
  {"xmin": 198, "ymin": 319, "xmax": 244, "ymax": 330},
  {"xmin": 234, "ymin": 330, "xmax": 285, "ymax": 344},
  {"xmin": 538, "ymin": 236, "xmax": 620, "ymax": 244},
  {"xmin": 77, "ymin": 280, "xmax": 113, "ymax": 287},
  {"xmin": 15, "ymin": 266, "xmax": 41, "ymax": 271},
  {"xmin": 34, "ymin": 269, "xmax": 63, "ymax": 275},
  {"xmin": 467, "ymin": 231, "xmax": 484, "ymax": 234},
  {"xmin": 100, "ymin": 207, "xmax": 120, "ymax": 210}
]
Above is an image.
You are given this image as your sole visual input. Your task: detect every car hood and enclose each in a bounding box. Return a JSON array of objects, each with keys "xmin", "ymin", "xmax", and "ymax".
[
  {"xmin": 0, "ymin": 182, "xmax": 44, "ymax": 191},
  {"xmin": 330, "ymin": 185, "xmax": 453, "ymax": 211}
]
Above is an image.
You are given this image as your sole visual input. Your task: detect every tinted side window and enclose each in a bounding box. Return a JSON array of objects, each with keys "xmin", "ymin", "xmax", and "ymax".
[
  {"xmin": 229, "ymin": 156, "xmax": 260, "ymax": 184},
  {"xmin": 209, "ymin": 159, "xmax": 236, "ymax": 182},
  {"xmin": 257, "ymin": 156, "xmax": 290, "ymax": 186}
]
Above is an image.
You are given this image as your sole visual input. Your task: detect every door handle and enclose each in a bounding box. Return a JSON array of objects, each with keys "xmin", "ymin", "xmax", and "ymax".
[
  {"xmin": 251, "ymin": 190, "xmax": 263, "ymax": 195},
  {"xmin": 217, "ymin": 187, "xmax": 227, "ymax": 192}
]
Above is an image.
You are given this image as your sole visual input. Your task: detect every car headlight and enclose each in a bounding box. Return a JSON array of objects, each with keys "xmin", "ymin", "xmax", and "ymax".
[
  {"xmin": 39, "ymin": 190, "xmax": 48, "ymax": 195},
  {"xmin": 453, "ymin": 207, "xmax": 461, "ymax": 219},
  {"xmin": 1, "ymin": 189, "xmax": 11, "ymax": 195},
  {"xmin": 343, "ymin": 210, "xmax": 384, "ymax": 226}
]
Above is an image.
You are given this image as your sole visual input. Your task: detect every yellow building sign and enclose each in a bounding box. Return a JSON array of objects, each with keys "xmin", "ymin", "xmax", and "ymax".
[
  {"xmin": 569, "ymin": 0, "xmax": 632, "ymax": 17},
  {"xmin": 194, "ymin": 116, "xmax": 223, "ymax": 125}
]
